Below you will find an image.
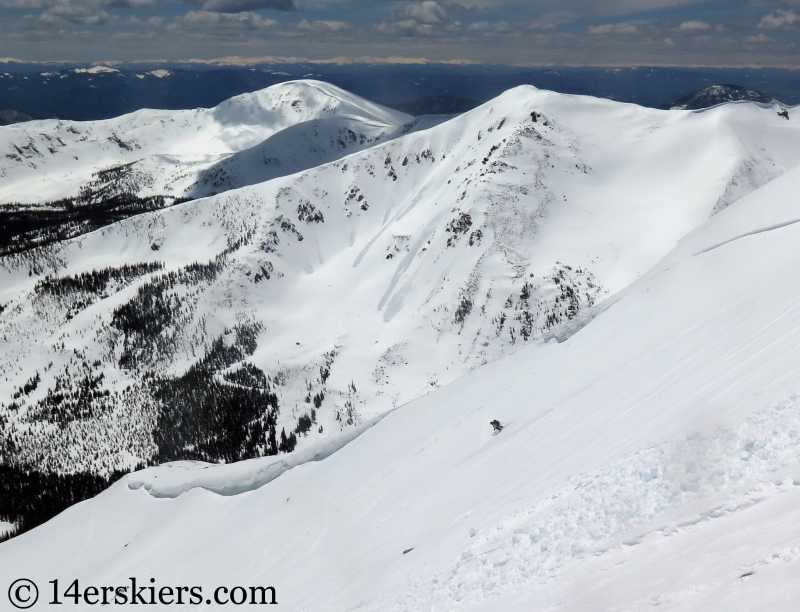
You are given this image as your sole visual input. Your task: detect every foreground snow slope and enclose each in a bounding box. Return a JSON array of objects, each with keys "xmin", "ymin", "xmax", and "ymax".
[
  {"xmin": 0, "ymin": 80, "xmax": 420, "ymax": 203},
  {"xmin": 4, "ymin": 163, "xmax": 800, "ymax": 611},
  {"xmin": 1, "ymin": 84, "xmax": 799, "ymax": 477}
]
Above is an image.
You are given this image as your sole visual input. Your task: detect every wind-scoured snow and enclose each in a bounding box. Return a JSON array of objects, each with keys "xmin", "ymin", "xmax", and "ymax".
[{"xmin": 4, "ymin": 161, "xmax": 800, "ymax": 610}]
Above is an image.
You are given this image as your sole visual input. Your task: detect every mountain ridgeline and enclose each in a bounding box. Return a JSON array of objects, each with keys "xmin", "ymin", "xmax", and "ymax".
[{"xmin": 1, "ymin": 80, "xmax": 799, "ymax": 539}]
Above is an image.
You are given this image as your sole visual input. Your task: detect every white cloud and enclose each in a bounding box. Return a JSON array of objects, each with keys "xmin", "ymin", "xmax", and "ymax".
[
  {"xmin": 112, "ymin": 29, "xmax": 156, "ymax": 39},
  {"xmin": 40, "ymin": 3, "xmax": 113, "ymax": 25},
  {"xmin": 677, "ymin": 20, "xmax": 710, "ymax": 32},
  {"xmin": 745, "ymin": 33, "xmax": 771, "ymax": 43},
  {"xmin": 103, "ymin": 0, "xmax": 160, "ymax": 8},
  {"xmin": 375, "ymin": 19, "xmax": 437, "ymax": 37},
  {"xmin": 467, "ymin": 20, "xmax": 510, "ymax": 34},
  {"xmin": 0, "ymin": 0, "xmax": 53, "ymax": 7},
  {"xmin": 493, "ymin": 20, "xmax": 510, "ymax": 33},
  {"xmin": 758, "ymin": 9, "xmax": 800, "ymax": 30},
  {"xmin": 373, "ymin": 3, "xmax": 468, "ymax": 37},
  {"xmin": 171, "ymin": 10, "xmax": 278, "ymax": 31},
  {"xmin": 189, "ymin": 0, "xmax": 293, "ymax": 12},
  {"xmin": 586, "ymin": 22, "xmax": 641, "ymax": 36},
  {"xmin": 296, "ymin": 19, "xmax": 349, "ymax": 32},
  {"xmin": 396, "ymin": 1, "xmax": 447, "ymax": 25},
  {"xmin": 527, "ymin": 21, "xmax": 558, "ymax": 31}
]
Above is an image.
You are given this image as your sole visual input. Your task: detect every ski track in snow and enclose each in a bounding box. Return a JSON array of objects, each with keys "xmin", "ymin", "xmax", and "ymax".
[
  {"xmin": 384, "ymin": 396, "xmax": 800, "ymax": 611},
  {"xmin": 694, "ymin": 216, "xmax": 800, "ymax": 255}
]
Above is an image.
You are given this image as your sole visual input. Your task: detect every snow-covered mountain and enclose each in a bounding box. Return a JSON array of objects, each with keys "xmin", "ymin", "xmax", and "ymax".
[
  {"xmin": 1, "ymin": 82, "xmax": 799, "ymax": 491},
  {"xmin": 670, "ymin": 84, "xmax": 782, "ymax": 110},
  {"xmin": 5, "ymin": 139, "xmax": 800, "ymax": 611},
  {"xmin": 0, "ymin": 79, "xmax": 430, "ymax": 207},
  {"xmin": 0, "ymin": 80, "xmax": 447, "ymax": 257}
]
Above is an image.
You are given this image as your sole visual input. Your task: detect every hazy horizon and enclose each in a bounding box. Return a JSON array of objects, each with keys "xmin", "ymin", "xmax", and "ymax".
[{"xmin": 1, "ymin": 1, "xmax": 800, "ymax": 67}]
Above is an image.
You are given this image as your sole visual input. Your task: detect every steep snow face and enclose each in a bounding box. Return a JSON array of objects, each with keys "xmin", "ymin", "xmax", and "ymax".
[
  {"xmin": 0, "ymin": 80, "xmax": 416, "ymax": 204},
  {"xmin": 1, "ymin": 84, "xmax": 799, "ymax": 479},
  {"xmin": 5, "ymin": 163, "xmax": 800, "ymax": 612}
]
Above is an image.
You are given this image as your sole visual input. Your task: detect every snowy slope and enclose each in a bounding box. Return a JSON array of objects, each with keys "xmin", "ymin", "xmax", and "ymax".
[
  {"xmin": 0, "ymin": 80, "xmax": 420, "ymax": 204},
  {"xmin": 4, "ymin": 158, "xmax": 800, "ymax": 611},
  {"xmin": 1, "ymin": 85, "xmax": 800, "ymax": 479}
]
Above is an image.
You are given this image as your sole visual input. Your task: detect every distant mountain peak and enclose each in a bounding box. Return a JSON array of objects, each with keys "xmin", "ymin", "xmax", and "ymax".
[
  {"xmin": 0, "ymin": 108, "xmax": 33, "ymax": 126},
  {"xmin": 72, "ymin": 65, "xmax": 121, "ymax": 75},
  {"xmin": 670, "ymin": 84, "xmax": 781, "ymax": 110}
]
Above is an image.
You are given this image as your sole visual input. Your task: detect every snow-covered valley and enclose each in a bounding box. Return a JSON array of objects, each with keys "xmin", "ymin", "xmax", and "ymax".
[{"xmin": 1, "ymin": 81, "xmax": 800, "ymax": 610}]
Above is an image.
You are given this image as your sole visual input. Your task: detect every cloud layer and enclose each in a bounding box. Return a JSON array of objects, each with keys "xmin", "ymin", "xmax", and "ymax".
[{"xmin": 0, "ymin": 0, "xmax": 799, "ymax": 65}]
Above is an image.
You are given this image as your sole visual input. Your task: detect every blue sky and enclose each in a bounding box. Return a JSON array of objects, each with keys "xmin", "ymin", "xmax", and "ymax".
[{"xmin": 1, "ymin": 0, "xmax": 799, "ymax": 65}]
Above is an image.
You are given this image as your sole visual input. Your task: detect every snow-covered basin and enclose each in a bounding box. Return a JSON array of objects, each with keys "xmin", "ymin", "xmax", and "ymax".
[{"xmin": 4, "ymin": 149, "xmax": 800, "ymax": 611}]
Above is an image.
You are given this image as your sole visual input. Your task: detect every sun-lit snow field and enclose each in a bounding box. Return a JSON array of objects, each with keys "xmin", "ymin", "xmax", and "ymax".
[
  {"xmin": 2, "ymin": 84, "xmax": 799, "ymax": 477},
  {"xmin": 4, "ymin": 156, "xmax": 800, "ymax": 611},
  {"xmin": 2, "ymin": 82, "xmax": 800, "ymax": 610}
]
